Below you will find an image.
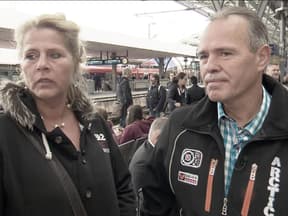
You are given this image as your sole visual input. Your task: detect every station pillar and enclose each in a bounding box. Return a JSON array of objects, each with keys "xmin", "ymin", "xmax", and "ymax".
[{"xmin": 112, "ymin": 64, "xmax": 117, "ymax": 92}]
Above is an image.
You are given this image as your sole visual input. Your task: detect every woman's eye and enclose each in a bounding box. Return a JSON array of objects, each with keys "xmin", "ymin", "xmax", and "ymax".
[
  {"xmin": 25, "ymin": 53, "xmax": 37, "ymax": 60},
  {"xmin": 50, "ymin": 53, "xmax": 61, "ymax": 59}
]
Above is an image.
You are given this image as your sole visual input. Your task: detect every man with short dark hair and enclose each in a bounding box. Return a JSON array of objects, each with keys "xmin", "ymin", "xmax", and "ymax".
[
  {"xmin": 146, "ymin": 74, "xmax": 166, "ymax": 117},
  {"xmin": 186, "ymin": 75, "xmax": 205, "ymax": 104},
  {"xmin": 142, "ymin": 7, "xmax": 288, "ymax": 216}
]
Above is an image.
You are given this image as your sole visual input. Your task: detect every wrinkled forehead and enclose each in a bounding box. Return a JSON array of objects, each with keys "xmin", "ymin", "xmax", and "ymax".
[{"xmin": 198, "ymin": 16, "xmax": 250, "ymax": 52}]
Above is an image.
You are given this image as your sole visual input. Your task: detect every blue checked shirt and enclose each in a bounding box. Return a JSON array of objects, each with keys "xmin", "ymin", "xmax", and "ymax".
[{"xmin": 218, "ymin": 86, "xmax": 271, "ymax": 195}]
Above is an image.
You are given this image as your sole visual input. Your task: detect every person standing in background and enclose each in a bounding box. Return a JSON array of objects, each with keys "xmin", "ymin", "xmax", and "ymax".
[
  {"xmin": 146, "ymin": 74, "xmax": 166, "ymax": 117},
  {"xmin": 167, "ymin": 72, "xmax": 187, "ymax": 113},
  {"xmin": 117, "ymin": 67, "xmax": 133, "ymax": 128},
  {"xmin": 186, "ymin": 75, "xmax": 205, "ymax": 104},
  {"xmin": 265, "ymin": 63, "xmax": 281, "ymax": 82}
]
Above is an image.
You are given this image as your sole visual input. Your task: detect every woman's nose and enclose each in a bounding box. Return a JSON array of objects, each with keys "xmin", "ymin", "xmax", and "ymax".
[{"xmin": 36, "ymin": 55, "xmax": 49, "ymax": 71}]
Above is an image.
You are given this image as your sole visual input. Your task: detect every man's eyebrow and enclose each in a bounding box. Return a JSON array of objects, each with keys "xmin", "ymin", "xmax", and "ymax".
[{"xmin": 197, "ymin": 50, "xmax": 206, "ymax": 56}]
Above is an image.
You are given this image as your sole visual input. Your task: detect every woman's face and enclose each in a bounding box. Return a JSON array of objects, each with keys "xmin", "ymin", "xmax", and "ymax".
[
  {"xmin": 20, "ymin": 28, "xmax": 74, "ymax": 102},
  {"xmin": 178, "ymin": 76, "xmax": 187, "ymax": 87}
]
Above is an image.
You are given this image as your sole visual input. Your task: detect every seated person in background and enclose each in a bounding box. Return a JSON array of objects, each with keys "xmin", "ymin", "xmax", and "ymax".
[
  {"xmin": 186, "ymin": 76, "xmax": 206, "ymax": 104},
  {"xmin": 120, "ymin": 105, "xmax": 151, "ymax": 144},
  {"xmin": 94, "ymin": 107, "xmax": 119, "ymax": 144},
  {"xmin": 129, "ymin": 117, "xmax": 168, "ymax": 215}
]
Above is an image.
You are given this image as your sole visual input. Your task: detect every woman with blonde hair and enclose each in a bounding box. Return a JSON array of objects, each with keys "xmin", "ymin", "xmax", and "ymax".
[{"xmin": 0, "ymin": 14, "xmax": 135, "ymax": 216}]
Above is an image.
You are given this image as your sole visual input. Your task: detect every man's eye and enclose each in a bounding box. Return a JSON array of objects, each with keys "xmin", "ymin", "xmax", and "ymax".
[
  {"xmin": 50, "ymin": 53, "xmax": 61, "ymax": 59},
  {"xmin": 221, "ymin": 52, "xmax": 231, "ymax": 57},
  {"xmin": 198, "ymin": 54, "xmax": 208, "ymax": 60}
]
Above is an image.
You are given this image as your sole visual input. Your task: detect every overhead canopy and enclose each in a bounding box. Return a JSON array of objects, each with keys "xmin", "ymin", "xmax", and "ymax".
[
  {"xmin": 82, "ymin": 27, "xmax": 197, "ymax": 59},
  {"xmin": 0, "ymin": 26, "xmax": 197, "ymax": 62}
]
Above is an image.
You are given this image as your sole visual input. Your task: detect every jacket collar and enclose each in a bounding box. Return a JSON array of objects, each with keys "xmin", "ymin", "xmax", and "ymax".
[
  {"xmin": 0, "ymin": 81, "xmax": 94, "ymax": 131},
  {"xmin": 182, "ymin": 74, "xmax": 288, "ymax": 137}
]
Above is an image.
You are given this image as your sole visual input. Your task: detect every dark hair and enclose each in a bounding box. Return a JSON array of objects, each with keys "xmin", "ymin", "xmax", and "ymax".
[
  {"xmin": 190, "ymin": 76, "xmax": 198, "ymax": 85},
  {"xmin": 211, "ymin": 7, "xmax": 269, "ymax": 53},
  {"xmin": 151, "ymin": 74, "xmax": 160, "ymax": 84},
  {"xmin": 176, "ymin": 72, "xmax": 186, "ymax": 80},
  {"xmin": 95, "ymin": 107, "xmax": 108, "ymax": 121},
  {"xmin": 126, "ymin": 105, "xmax": 143, "ymax": 125}
]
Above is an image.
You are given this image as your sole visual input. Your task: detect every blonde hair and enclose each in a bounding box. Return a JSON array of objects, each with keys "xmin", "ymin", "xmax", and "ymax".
[{"xmin": 15, "ymin": 13, "xmax": 93, "ymax": 113}]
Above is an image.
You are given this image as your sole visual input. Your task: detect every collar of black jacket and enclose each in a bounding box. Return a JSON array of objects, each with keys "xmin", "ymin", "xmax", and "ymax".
[{"xmin": 181, "ymin": 74, "xmax": 288, "ymax": 138}]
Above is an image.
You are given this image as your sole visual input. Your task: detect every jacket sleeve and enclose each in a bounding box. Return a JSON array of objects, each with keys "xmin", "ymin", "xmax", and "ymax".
[
  {"xmin": 155, "ymin": 86, "xmax": 167, "ymax": 112},
  {"xmin": 93, "ymin": 115, "xmax": 136, "ymax": 216},
  {"xmin": 119, "ymin": 126, "xmax": 135, "ymax": 144},
  {"xmin": 0, "ymin": 151, "xmax": 3, "ymax": 215},
  {"xmin": 186, "ymin": 88, "xmax": 191, "ymax": 105},
  {"xmin": 109, "ymin": 135, "xmax": 136, "ymax": 216},
  {"xmin": 141, "ymin": 118, "xmax": 179, "ymax": 216},
  {"xmin": 146, "ymin": 88, "xmax": 150, "ymax": 109}
]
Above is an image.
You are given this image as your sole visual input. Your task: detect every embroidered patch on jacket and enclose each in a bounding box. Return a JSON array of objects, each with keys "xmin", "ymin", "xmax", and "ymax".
[
  {"xmin": 180, "ymin": 148, "xmax": 203, "ymax": 168},
  {"xmin": 177, "ymin": 171, "xmax": 199, "ymax": 186},
  {"xmin": 93, "ymin": 133, "xmax": 110, "ymax": 153}
]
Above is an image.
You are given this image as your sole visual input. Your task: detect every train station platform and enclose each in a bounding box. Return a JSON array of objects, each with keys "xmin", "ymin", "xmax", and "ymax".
[{"xmin": 89, "ymin": 90, "xmax": 147, "ymax": 120}]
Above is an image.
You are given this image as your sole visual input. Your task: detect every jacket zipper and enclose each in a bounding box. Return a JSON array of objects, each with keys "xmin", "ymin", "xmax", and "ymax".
[
  {"xmin": 221, "ymin": 197, "xmax": 228, "ymax": 215},
  {"xmin": 241, "ymin": 163, "xmax": 258, "ymax": 216},
  {"xmin": 204, "ymin": 159, "xmax": 218, "ymax": 212}
]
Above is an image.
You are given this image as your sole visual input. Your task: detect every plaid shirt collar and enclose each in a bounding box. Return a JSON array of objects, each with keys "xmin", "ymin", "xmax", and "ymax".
[{"xmin": 217, "ymin": 85, "xmax": 271, "ymax": 136}]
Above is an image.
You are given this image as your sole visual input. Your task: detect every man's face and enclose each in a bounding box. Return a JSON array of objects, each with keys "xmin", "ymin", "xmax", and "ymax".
[
  {"xmin": 150, "ymin": 76, "xmax": 157, "ymax": 85},
  {"xmin": 198, "ymin": 15, "xmax": 268, "ymax": 104},
  {"xmin": 266, "ymin": 64, "xmax": 280, "ymax": 81}
]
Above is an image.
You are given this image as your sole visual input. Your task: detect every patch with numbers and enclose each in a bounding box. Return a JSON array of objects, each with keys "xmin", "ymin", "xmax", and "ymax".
[
  {"xmin": 94, "ymin": 133, "xmax": 110, "ymax": 153},
  {"xmin": 180, "ymin": 148, "xmax": 203, "ymax": 168},
  {"xmin": 178, "ymin": 171, "xmax": 198, "ymax": 186}
]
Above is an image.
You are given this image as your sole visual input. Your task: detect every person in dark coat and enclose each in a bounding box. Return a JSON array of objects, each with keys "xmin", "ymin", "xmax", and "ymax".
[
  {"xmin": 120, "ymin": 105, "xmax": 151, "ymax": 144},
  {"xmin": 146, "ymin": 74, "xmax": 166, "ymax": 117},
  {"xmin": 117, "ymin": 68, "xmax": 133, "ymax": 128},
  {"xmin": 0, "ymin": 14, "xmax": 135, "ymax": 216},
  {"xmin": 186, "ymin": 75, "xmax": 206, "ymax": 104},
  {"xmin": 167, "ymin": 72, "xmax": 187, "ymax": 113},
  {"xmin": 129, "ymin": 117, "xmax": 168, "ymax": 216}
]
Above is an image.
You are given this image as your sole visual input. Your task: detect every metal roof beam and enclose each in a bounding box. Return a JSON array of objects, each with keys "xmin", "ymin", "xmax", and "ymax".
[
  {"xmin": 236, "ymin": 0, "xmax": 246, "ymax": 7},
  {"xmin": 257, "ymin": 0, "xmax": 269, "ymax": 18},
  {"xmin": 211, "ymin": 0, "xmax": 224, "ymax": 11}
]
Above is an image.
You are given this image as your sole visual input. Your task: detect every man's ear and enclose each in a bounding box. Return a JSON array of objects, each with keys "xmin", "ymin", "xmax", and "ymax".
[{"xmin": 256, "ymin": 44, "xmax": 270, "ymax": 72}]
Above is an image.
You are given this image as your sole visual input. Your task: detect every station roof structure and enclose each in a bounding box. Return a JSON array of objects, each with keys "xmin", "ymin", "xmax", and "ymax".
[
  {"xmin": 176, "ymin": 0, "xmax": 288, "ymax": 59},
  {"xmin": 0, "ymin": 25, "xmax": 197, "ymax": 65}
]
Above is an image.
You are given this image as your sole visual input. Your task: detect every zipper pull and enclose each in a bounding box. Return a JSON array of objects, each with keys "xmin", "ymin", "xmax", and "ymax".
[
  {"xmin": 221, "ymin": 197, "xmax": 228, "ymax": 215},
  {"xmin": 205, "ymin": 159, "xmax": 218, "ymax": 212},
  {"xmin": 241, "ymin": 163, "xmax": 258, "ymax": 216},
  {"xmin": 209, "ymin": 159, "xmax": 218, "ymax": 175},
  {"xmin": 249, "ymin": 163, "xmax": 257, "ymax": 181}
]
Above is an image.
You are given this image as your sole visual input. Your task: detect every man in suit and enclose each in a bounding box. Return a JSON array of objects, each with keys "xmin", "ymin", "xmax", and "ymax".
[{"xmin": 186, "ymin": 75, "xmax": 206, "ymax": 104}]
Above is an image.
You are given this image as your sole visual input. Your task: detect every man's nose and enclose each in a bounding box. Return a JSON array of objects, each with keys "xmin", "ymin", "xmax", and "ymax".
[{"xmin": 203, "ymin": 56, "xmax": 220, "ymax": 73}]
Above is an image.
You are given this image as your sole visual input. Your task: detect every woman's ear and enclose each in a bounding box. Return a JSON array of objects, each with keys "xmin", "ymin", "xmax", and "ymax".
[{"xmin": 256, "ymin": 44, "xmax": 270, "ymax": 72}]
